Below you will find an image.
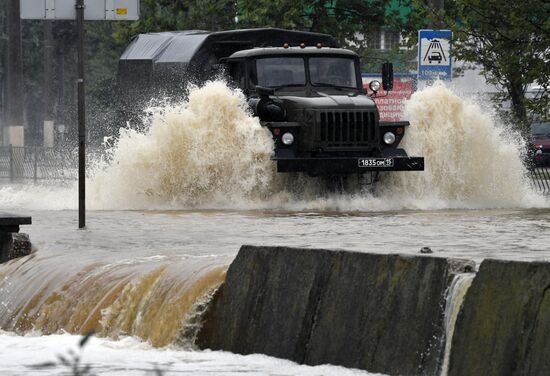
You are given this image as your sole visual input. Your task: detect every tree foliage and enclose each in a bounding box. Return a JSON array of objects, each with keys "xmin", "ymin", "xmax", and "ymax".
[
  {"xmin": 236, "ymin": 0, "xmax": 410, "ymax": 48},
  {"xmin": 112, "ymin": 0, "xmax": 237, "ymax": 43},
  {"xmin": 413, "ymin": 0, "xmax": 550, "ymax": 131},
  {"xmin": 235, "ymin": 0, "xmax": 419, "ymax": 73}
]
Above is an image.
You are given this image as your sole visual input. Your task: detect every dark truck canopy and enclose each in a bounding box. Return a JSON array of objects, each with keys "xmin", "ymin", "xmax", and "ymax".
[{"xmin": 118, "ymin": 28, "xmax": 339, "ymax": 94}]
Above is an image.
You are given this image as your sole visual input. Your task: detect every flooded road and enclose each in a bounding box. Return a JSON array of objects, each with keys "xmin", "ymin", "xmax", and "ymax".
[
  {"xmin": 19, "ymin": 208, "xmax": 550, "ymax": 264},
  {"xmin": 0, "ymin": 82, "xmax": 549, "ymax": 374}
]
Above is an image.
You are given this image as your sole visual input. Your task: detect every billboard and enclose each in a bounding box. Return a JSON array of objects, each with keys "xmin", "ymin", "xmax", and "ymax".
[
  {"xmin": 20, "ymin": 0, "xmax": 140, "ymax": 20},
  {"xmin": 362, "ymin": 73, "xmax": 416, "ymax": 121}
]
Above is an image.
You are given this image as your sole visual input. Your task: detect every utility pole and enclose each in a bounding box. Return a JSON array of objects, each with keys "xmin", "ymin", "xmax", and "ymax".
[
  {"xmin": 76, "ymin": 0, "xmax": 86, "ymax": 228},
  {"xmin": 5, "ymin": 0, "xmax": 24, "ymax": 146},
  {"xmin": 43, "ymin": 20, "xmax": 54, "ymax": 148},
  {"xmin": 0, "ymin": 3, "xmax": 7, "ymax": 135},
  {"xmin": 20, "ymin": 0, "xmax": 139, "ymax": 229}
]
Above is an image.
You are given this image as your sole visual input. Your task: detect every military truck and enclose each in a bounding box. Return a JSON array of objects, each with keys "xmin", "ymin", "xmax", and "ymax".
[{"xmin": 118, "ymin": 28, "xmax": 424, "ymax": 179}]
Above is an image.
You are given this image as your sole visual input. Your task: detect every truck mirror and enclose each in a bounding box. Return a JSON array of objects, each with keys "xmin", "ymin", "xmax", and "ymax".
[
  {"xmin": 255, "ymin": 85, "xmax": 275, "ymax": 97},
  {"xmin": 382, "ymin": 62, "xmax": 393, "ymax": 91}
]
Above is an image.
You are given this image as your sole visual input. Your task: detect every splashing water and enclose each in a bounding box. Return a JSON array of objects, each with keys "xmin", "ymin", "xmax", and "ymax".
[
  {"xmin": 88, "ymin": 81, "xmax": 276, "ymax": 209},
  {"xmin": 385, "ymin": 82, "xmax": 540, "ymax": 208},
  {"xmin": 0, "ymin": 80, "xmax": 545, "ymax": 211}
]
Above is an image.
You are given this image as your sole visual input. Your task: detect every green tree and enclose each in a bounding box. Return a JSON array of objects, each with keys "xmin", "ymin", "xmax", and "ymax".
[
  {"xmin": 237, "ymin": 0, "xmax": 408, "ymax": 48},
  {"xmin": 237, "ymin": 0, "xmax": 420, "ymax": 73},
  {"xmin": 413, "ymin": 0, "xmax": 550, "ymax": 133}
]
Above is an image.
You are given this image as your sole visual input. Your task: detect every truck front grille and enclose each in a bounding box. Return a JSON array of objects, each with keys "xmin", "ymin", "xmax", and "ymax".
[{"xmin": 315, "ymin": 111, "xmax": 377, "ymax": 147}]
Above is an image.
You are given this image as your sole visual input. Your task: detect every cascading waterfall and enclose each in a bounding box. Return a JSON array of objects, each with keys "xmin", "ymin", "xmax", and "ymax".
[
  {"xmin": 0, "ymin": 253, "xmax": 228, "ymax": 348},
  {"xmin": 440, "ymin": 273, "xmax": 475, "ymax": 376}
]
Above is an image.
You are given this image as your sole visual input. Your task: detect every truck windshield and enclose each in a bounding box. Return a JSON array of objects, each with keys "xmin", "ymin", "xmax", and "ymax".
[
  {"xmin": 309, "ymin": 57, "xmax": 357, "ymax": 88},
  {"xmin": 256, "ymin": 57, "xmax": 306, "ymax": 87}
]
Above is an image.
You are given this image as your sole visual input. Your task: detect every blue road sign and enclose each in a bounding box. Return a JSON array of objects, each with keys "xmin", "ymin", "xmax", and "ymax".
[{"xmin": 418, "ymin": 30, "xmax": 453, "ymax": 81}]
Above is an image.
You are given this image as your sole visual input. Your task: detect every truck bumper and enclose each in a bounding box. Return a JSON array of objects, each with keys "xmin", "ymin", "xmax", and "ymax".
[{"xmin": 274, "ymin": 156, "xmax": 424, "ymax": 174}]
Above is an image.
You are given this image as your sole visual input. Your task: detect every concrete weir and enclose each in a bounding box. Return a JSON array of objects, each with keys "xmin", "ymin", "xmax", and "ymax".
[
  {"xmin": 197, "ymin": 246, "xmax": 550, "ymax": 375},
  {"xmin": 197, "ymin": 245, "xmax": 473, "ymax": 375},
  {"xmin": 448, "ymin": 259, "xmax": 550, "ymax": 376}
]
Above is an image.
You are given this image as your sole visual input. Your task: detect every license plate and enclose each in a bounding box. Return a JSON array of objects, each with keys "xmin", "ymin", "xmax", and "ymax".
[{"xmin": 358, "ymin": 158, "xmax": 394, "ymax": 168}]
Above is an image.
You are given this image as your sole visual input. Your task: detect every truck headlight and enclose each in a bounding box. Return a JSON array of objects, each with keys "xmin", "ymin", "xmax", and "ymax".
[
  {"xmin": 383, "ymin": 132, "xmax": 396, "ymax": 145},
  {"xmin": 369, "ymin": 80, "xmax": 381, "ymax": 92},
  {"xmin": 282, "ymin": 132, "xmax": 294, "ymax": 145}
]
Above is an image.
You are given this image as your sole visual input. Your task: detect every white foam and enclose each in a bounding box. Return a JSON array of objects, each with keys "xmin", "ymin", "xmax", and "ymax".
[{"xmin": 0, "ymin": 333, "xmax": 386, "ymax": 375}]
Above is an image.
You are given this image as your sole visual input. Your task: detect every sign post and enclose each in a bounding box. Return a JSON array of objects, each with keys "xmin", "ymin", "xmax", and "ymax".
[
  {"xmin": 418, "ymin": 29, "xmax": 453, "ymax": 81},
  {"xmin": 20, "ymin": 0, "xmax": 139, "ymax": 228},
  {"xmin": 76, "ymin": 0, "xmax": 85, "ymax": 228}
]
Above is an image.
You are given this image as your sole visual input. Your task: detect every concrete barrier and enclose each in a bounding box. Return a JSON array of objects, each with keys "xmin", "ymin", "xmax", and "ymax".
[
  {"xmin": 197, "ymin": 245, "xmax": 472, "ymax": 375},
  {"xmin": 0, "ymin": 213, "xmax": 32, "ymax": 263},
  {"xmin": 448, "ymin": 259, "xmax": 550, "ymax": 376},
  {"xmin": 0, "ymin": 233, "xmax": 31, "ymax": 263}
]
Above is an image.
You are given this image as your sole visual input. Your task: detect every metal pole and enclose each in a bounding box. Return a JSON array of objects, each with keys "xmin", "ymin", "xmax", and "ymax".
[
  {"xmin": 33, "ymin": 145, "xmax": 37, "ymax": 182},
  {"xmin": 8, "ymin": 144, "xmax": 13, "ymax": 182},
  {"xmin": 76, "ymin": 0, "xmax": 85, "ymax": 228},
  {"xmin": 43, "ymin": 20, "xmax": 54, "ymax": 147},
  {"xmin": 6, "ymin": 0, "xmax": 24, "ymax": 146}
]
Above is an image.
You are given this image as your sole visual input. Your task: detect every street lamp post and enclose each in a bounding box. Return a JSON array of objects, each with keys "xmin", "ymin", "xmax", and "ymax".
[{"xmin": 76, "ymin": 0, "xmax": 85, "ymax": 228}]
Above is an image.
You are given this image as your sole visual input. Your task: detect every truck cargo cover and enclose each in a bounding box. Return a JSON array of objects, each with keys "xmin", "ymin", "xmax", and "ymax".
[{"xmin": 119, "ymin": 28, "xmax": 339, "ymax": 65}]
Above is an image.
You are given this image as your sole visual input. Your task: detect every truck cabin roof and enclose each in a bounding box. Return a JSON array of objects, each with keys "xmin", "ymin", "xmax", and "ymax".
[{"xmin": 228, "ymin": 47, "xmax": 359, "ymax": 59}]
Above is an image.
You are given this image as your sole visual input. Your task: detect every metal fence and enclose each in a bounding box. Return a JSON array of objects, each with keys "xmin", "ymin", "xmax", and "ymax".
[
  {"xmin": 529, "ymin": 166, "xmax": 550, "ymax": 195},
  {"xmin": 0, "ymin": 146, "xmax": 77, "ymax": 181}
]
